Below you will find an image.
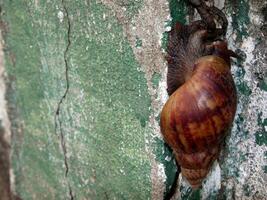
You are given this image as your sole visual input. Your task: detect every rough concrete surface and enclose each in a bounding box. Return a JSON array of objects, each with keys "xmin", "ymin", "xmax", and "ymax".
[
  {"xmin": 0, "ymin": 24, "xmax": 13, "ymax": 200},
  {"xmin": 0, "ymin": 0, "xmax": 266, "ymax": 200}
]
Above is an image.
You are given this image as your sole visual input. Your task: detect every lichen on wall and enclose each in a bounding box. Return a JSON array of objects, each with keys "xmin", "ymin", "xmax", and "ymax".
[{"xmin": 2, "ymin": 0, "xmax": 153, "ymax": 199}]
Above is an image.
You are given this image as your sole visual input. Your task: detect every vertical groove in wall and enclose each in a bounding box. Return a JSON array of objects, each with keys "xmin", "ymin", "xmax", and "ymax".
[{"xmin": 0, "ymin": 27, "xmax": 13, "ymax": 200}]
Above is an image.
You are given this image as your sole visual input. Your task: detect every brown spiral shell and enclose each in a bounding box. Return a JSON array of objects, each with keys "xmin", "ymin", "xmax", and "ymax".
[{"xmin": 160, "ymin": 55, "xmax": 237, "ymax": 188}]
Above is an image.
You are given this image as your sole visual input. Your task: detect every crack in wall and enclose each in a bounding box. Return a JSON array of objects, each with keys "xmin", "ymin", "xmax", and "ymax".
[{"xmin": 54, "ymin": 1, "xmax": 74, "ymax": 199}]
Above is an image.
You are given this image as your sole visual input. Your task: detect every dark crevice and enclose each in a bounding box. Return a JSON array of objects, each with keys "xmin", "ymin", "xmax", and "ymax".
[
  {"xmin": 56, "ymin": 119, "xmax": 69, "ymax": 177},
  {"xmin": 0, "ymin": 127, "xmax": 12, "ymax": 200},
  {"xmin": 104, "ymin": 192, "xmax": 109, "ymax": 200},
  {"xmin": 163, "ymin": 165, "xmax": 180, "ymax": 200},
  {"xmin": 68, "ymin": 183, "xmax": 74, "ymax": 200},
  {"xmin": 54, "ymin": 0, "xmax": 74, "ymax": 199}
]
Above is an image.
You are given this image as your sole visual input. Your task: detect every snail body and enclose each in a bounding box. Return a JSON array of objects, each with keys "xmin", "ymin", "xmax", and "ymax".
[
  {"xmin": 161, "ymin": 55, "xmax": 237, "ymax": 188},
  {"xmin": 160, "ymin": 1, "xmax": 237, "ymax": 189}
]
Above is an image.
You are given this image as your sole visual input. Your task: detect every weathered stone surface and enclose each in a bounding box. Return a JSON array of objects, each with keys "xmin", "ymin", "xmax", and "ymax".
[
  {"xmin": 0, "ymin": 27, "xmax": 12, "ymax": 200},
  {"xmin": 0, "ymin": 0, "xmax": 266, "ymax": 199}
]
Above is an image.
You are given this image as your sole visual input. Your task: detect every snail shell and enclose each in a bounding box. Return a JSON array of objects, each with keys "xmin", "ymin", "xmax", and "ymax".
[
  {"xmin": 160, "ymin": 54, "xmax": 237, "ymax": 188},
  {"xmin": 160, "ymin": 0, "xmax": 238, "ymax": 190}
]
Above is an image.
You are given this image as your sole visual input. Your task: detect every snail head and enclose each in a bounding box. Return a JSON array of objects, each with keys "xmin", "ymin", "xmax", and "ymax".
[
  {"xmin": 211, "ymin": 41, "xmax": 238, "ymax": 66},
  {"xmin": 186, "ymin": 0, "xmax": 237, "ymax": 65},
  {"xmin": 166, "ymin": 0, "xmax": 236, "ymax": 95},
  {"xmin": 188, "ymin": 0, "xmax": 228, "ymax": 38}
]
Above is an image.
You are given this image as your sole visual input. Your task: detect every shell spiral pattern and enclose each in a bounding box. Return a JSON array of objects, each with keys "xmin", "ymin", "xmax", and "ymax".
[{"xmin": 160, "ymin": 55, "xmax": 237, "ymax": 188}]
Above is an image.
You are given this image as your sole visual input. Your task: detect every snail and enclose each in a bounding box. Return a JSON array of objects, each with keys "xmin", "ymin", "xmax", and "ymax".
[{"xmin": 160, "ymin": 0, "xmax": 237, "ymax": 189}]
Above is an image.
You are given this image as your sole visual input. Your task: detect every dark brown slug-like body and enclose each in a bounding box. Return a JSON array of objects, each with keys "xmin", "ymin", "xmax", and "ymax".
[{"xmin": 160, "ymin": 0, "xmax": 237, "ymax": 189}]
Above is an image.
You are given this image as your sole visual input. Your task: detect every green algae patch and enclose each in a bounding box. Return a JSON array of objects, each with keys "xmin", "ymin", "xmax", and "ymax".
[
  {"xmin": 2, "ymin": 0, "xmax": 152, "ymax": 199},
  {"xmin": 2, "ymin": 1, "xmax": 70, "ymax": 199},
  {"xmin": 169, "ymin": 0, "xmax": 187, "ymax": 25},
  {"xmin": 228, "ymin": 0, "xmax": 250, "ymax": 40},
  {"xmin": 255, "ymin": 113, "xmax": 267, "ymax": 146}
]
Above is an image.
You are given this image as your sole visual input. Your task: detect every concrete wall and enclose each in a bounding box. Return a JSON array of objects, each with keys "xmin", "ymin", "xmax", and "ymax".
[{"xmin": 0, "ymin": 0, "xmax": 266, "ymax": 199}]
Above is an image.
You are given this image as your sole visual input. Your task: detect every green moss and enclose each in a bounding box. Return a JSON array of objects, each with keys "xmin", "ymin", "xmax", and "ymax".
[
  {"xmin": 234, "ymin": 59, "xmax": 251, "ymax": 96},
  {"xmin": 2, "ymin": 1, "xmax": 69, "ymax": 199},
  {"xmin": 60, "ymin": 1, "xmax": 152, "ymax": 199},
  {"xmin": 237, "ymin": 82, "xmax": 252, "ymax": 95},
  {"xmin": 161, "ymin": 31, "xmax": 169, "ymax": 51},
  {"xmin": 161, "ymin": 0, "xmax": 187, "ymax": 51},
  {"xmin": 228, "ymin": 0, "xmax": 250, "ymax": 41},
  {"xmin": 205, "ymin": 192, "xmax": 220, "ymax": 200},
  {"xmin": 3, "ymin": 0, "xmax": 153, "ymax": 199},
  {"xmin": 258, "ymin": 79, "xmax": 267, "ymax": 91},
  {"xmin": 255, "ymin": 131, "xmax": 267, "ymax": 146},
  {"xmin": 168, "ymin": 0, "xmax": 187, "ymax": 25},
  {"xmin": 255, "ymin": 112, "xmax": 267, "ymax": 146}
]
